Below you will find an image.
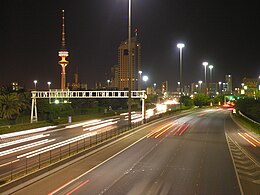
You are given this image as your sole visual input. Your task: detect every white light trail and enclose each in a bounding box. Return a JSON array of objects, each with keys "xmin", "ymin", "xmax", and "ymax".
[
  {"xmin": 0, "ymin": 139, "xmax": 55, "ymax": 157},
  {"xmin": 17, "ymin": 132, "xmax": 96, "ymax": 159},
  {"xmin": 0, "ymin": 126, "xmax": 56, "ymax": 139},
  {"xmin": 0, "ymin": 134, "xmax": 50, "ymax": 149},
  {"xmin": 83, "ymin": 121, "xmax": 117, "ymax": 131},
  {"xmin": 65, "ymin": 119, "xmax": 101, "ymax": 129}
]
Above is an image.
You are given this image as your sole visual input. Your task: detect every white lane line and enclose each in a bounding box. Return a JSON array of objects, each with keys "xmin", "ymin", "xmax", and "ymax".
[
  {"xmin": 0, "ymin": 139, "xmax": 55, "ymax": 157},
  {"xmin": 0, "ymin": 126, "xmax": 56, "ymax": 139},
  {"xmin": 48, "ymin": 133, "xmax": 149, "ymax": 195},
  {"xmin": 0, "ymin": 134, "xmax": 50, "ymax": 149}
]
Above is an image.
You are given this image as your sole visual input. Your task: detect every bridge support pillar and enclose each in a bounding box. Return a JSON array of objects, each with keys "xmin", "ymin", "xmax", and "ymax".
[{"xmin": 30, "ymin": 98, "xmax": 38, "ymax": 123}]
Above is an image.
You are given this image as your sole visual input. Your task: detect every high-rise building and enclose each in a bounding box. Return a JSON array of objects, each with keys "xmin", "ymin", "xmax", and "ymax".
[
  {"xmin": 117, "ymin": 36, "xmax": 141, "ymax": 90},
  {"xmin": 111, "ymin": 65, "xmax": 119, "ymax": 88},
  {"xmin": 241, "ymin": 77, "xmax": 258, "ymax": 97},
  {"xmin": 225, "ymin": 74, "xmax": 232, "ymax": 94},
  {"xmin": 162, "ymin": 81, "xmax": 169, "ymax": 98},
  {"xmin": 58, "ymin": 10, "xmax": 69, "ymax": 90}
]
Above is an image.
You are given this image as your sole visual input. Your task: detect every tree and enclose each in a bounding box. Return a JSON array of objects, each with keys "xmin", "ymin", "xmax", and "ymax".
[
  {"xmin": 0, "ymin": 93, "xmax": 27, "ymax": 123},
  {"xmin": 180, "ymin": 96, "xmax": 194, "ymax": 107},
  {"xmin": 193, "ymin": 94, "xmax": 210, "ymax": 107}
]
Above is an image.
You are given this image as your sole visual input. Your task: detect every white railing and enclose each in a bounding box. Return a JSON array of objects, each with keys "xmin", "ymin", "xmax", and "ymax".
[{"xmin": 31, "ymin": 90, "xmax": 146, "ymax": 123}]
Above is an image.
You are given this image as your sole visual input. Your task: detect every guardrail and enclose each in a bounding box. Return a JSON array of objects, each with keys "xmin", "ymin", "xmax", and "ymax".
[
  {"xmin": 0, "ymin": 115, "xmax": 161, "ymax": 185},
  {"xmin": 238, "ymin": 111, "xmax": 260, "ymax": 125}
]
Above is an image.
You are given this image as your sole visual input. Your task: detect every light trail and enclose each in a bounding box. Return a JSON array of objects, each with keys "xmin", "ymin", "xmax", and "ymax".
[
  {"xmin": 244, "ymin": 133, "xmax": 260, "ymax": 145},
  {"xmin": 173, "ymin": 124, "xmax": 184, "ymax": 136},
  {"xmin": 178, "ymin": 124, "xmax": 190, "ymax": 136},
  {"xmin": 0, "ymin": 134, "xmax": 50, "ymax": 149},
  {"xmin": 238, "ymin": 133, "xmax": 257, "ymax": 147},
  {"xmin": 83, "ymin": 121, "xmax": 117, "ymax": 131},
  {"xmin": 0, "ymin": 139, "xmax": 55, "ymax": 157},
  {"xmin": 0, "ymin": 126, "xmax": 56, "ymax": 139},
  {"xmin": 82, "ymin": 118, "xmax": 120, "ymax": 128},
  {"xmin": 65, "ymin": 120, "xmax": 101, "ymax": 129},
  {"xmin": 66, "ymin": 180, "xmax": 90, "ymax": 195},
  {"xmin": 154, "ymin": 123, "xmax": 176, "ymax": 138},
  {"xmin": 17, "ymin": 132, "xmax": 96, "ymax": 159},
  {"xmin": 146, "ymin": 122, "xmax": 174, "ymax": 138}
]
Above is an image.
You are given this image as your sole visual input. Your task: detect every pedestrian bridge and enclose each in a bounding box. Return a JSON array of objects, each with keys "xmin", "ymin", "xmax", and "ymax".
[{"xmin": 31, "ymin": 90, "xmax": 146, "ymax": 123}]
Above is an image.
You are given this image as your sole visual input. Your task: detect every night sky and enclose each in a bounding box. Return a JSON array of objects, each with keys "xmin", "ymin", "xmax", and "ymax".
[{"xmin": 1, "ymin": 0, "xmax": 260, "ymax": 90}]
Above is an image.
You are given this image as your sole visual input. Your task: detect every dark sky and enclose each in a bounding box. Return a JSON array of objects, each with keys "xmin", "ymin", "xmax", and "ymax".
[{"xmin": 1, "ymin": 0, "xmax": 260, "ymax": 90}]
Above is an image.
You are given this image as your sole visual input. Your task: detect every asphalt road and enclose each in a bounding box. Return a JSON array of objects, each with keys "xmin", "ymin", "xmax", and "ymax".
[{"xmin": 10, "ymin": 108, "xmax": 255, "ymax": 195}]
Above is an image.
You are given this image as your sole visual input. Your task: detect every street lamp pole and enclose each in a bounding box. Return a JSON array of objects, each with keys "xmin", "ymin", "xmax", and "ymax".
[
  {"xmin": 199, "ymin": 81, "xmax": 203, "ymax": 93},
  {"xmin": 218, "ymin": 82, "xmax": 222, "ymax": 94},
  {"xmin": 128, "ymin": 0, "xmax": 132, "ymax": 127},
  {"xmin": 208, "ymin": 65, "xmax": 213, "ymax": 95},
  {"xmin": 177, "ymin": 43, "xmax": 185, "ymax": 109},
  {"xmin": 34, "ymin": 80, "xmax": 37, "ymax": 90},
  {"xmin": 202, "ymin": 62, "xmax": 208, "ymax": 95},
  {"xmin": 138, "ymin": 70, "xmax": 142, "ymax": 91},
  {"xmin": 47, "ymin": 82, "xmax": 51, "ymax": 90}
]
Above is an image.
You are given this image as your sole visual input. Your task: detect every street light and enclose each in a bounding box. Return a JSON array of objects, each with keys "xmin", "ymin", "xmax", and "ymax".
[
  {"xmin": 177, "ymin": 43, "xmax": 185, "ymax": 109},
  {"xmin": 198, "ymin": 80, "xmax": 203, "ymax": 93},
  {"xmin": 202, "ymin": 62, "xmax": 208, "ymax": 95},
  {"xmin": 177, "ymin": 82, "xmax": 180, "ymax": 93},
  {"xmin": 208, "ymin": 65, "xmax": 213, "ymax": 95},
  {"xmin": 143, "ymin": 75, "xmax": 148, "ymax": 84},
  {"xmin": 209, "ymin": 65, "xmax": 214, "ymax": 83},
  {"xmin": 218, "ymin": 82, "xmax": 222, "ymax": 94},
  {"xmin": 195, "ymin": 84, "xmax": 198, "ymax": 93},
  {"xmin": 107, "ymin": 79, "xmax": 110, "ymax": 87},
  {"xmin": 34, "ymin": 80, "xmax": 37, "ymax": 90},
  {"xmin": 138, "ymin": 70, "xmax": 142, "ymax": 90},
  {"xmin": 127, "ymin": 0, "xmax": 132, "ymax": 127},
  {"xmin": 47, "ymin": 81, "xmax": 51, "ymax": 90}
]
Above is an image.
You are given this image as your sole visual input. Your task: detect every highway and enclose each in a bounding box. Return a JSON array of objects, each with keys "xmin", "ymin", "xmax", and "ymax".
[
  {"xmin": 0, "ymin": 112, "xmax": 145, "ymax": 181},
  {"xmin": 7, "ymin": 108, "xmax": 259, "ymax": 195}
]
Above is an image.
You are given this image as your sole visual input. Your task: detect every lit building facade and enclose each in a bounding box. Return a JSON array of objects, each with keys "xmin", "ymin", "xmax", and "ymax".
[
  {"xmin": 118, "ymin": 36, "xmax": 141, "ymax": 90},
  {"xmin": 225, "ymin": 74, "xmax": 233, "ymax": 94}
]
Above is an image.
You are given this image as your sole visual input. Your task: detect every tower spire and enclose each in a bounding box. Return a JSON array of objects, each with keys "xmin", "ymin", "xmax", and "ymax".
[
  {"xmin": 58, "ymin": 9, "xmax": 69, "ymax": 90},
  {"xmin": 61, "ymin": 10, "xmax": 66, "ymax": 50}
]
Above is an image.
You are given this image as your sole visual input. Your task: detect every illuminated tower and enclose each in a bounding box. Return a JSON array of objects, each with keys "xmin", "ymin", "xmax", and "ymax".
[{"xmin": 58, "ymin": 10, "xmax": 69, "ymax": 90}]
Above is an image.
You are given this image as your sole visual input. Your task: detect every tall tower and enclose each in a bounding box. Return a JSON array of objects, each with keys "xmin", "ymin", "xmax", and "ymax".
[{"xmin": 58, "ymin": 10, "xmax": 69, "ymax": 90}]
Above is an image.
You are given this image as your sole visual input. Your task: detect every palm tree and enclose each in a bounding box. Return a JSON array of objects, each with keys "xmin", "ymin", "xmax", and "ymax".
[{"xmin": 0, "ymin": 93, "xmax": 26, "ymax": 123}]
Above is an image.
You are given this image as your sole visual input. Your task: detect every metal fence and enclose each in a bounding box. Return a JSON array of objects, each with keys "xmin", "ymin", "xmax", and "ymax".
[{"xmin": 0, "ymin": 119, "xmax": 151, "ymax": 185}]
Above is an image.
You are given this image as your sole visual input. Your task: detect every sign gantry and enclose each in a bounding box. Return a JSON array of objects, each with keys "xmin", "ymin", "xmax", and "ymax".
[{"xmin": 31, "ymin": 90, "xmax": 146, "ymax": 123}]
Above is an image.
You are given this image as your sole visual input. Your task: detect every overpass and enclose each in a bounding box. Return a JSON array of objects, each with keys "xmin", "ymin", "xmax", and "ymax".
[{"xmin": 31, "ymin": 90, "xmax": 146, "ymax": 123}]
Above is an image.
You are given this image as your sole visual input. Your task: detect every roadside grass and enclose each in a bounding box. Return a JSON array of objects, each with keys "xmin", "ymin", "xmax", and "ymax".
[
  {"xmin": 0, "ymin": 106, "xmax": 197, "ymax": 135},
  {"xmin": 0, "ymin": 112, "xmax": 120, "ymax": 135},
  {"xmin": 234, "ymin": 112, "xmax": 260, "ymax": 134}
]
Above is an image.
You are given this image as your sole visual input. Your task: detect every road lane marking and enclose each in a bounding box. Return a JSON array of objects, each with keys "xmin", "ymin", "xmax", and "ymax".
[
  {"xmin": 48, "ymin": 130, "xmax": 155, "ymax": 195},
  {"xmin": 66, "ymin": 180, "xmax": 90, "ymax": 195},
  {"xmin": 238, "ymin": 133, "xmax": 257, "ymax": 147}
]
